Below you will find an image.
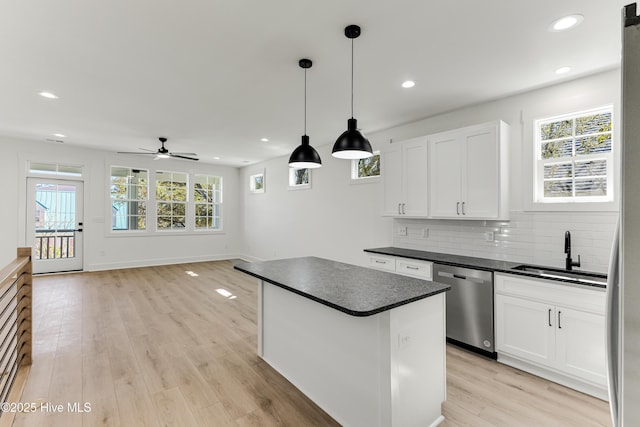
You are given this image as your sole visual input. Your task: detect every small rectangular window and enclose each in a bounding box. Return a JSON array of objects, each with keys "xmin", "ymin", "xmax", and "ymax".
[
  {"xmin": 156, "ymin": 171, "xmax": 188, "ymax": 230},
  {"xmin": 534, "ymin": 106, "xmax": 613, "ymax": 203},
  {"xmin": 194, "ymin": 174, "xmax": 222, "ymax": 230},
  {"xmin": 289, "ymin": 168, "xmax": 311, "ymax": 190},
  {"xmin": 351, "ymin": 151, "xmax": 381, "ymax": 180},
  {"xmin": 110, "ymin": 167, "xmax": 148, "ymax": 231},
  {"xmin": 30, "ymin": 162, "xmax": 83, "ymax": 177}
]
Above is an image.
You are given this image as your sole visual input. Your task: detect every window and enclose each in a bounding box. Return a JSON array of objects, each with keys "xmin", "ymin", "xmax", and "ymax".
[
  {"xmin": 289, "ymin": 168, "xmax": 311, "ymax": 190},
  {"xmin": 156, "ymin": 171, "xmax": 188, "ymax": 230},
  {"xmin": 194, "ymin": 175, "xmax": 222, "ymax": 230},
  {"xmin": 110, "ymin": 167, "xmax": 148, "ymax": 231},
  {"xmin": 30, "ymin": 162, "xmax": 82, "ymax": 177},
  {"xmin": 351, "ymin": 151, "xmax": 381, "ymax": 180},
  {"xmin": 535, "ymin": 106, "xmax": 613, "ymax": 203}
]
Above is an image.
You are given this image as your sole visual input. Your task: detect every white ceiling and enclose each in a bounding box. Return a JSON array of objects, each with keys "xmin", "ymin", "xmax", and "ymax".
[{"xmin": 0, "ymin": 0, "xmax": 628, "ymax": 167}]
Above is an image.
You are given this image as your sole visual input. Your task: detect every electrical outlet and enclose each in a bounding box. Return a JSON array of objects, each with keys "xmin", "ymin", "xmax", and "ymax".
[
  {"xmin": 422, "ymin": 228, "xmax": 429, "ymax": 238},
  {"xmin": 484, "ymin": 231, "xmax": 495, "ymax": 242},
  {"xmin": 398, "ymin": 226, "xmax": 408, "ymax": 236}
]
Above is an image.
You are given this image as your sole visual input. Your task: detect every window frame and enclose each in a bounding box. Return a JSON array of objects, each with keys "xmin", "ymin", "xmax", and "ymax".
[
  {"xmin": 533, "ymin": 106, "xmax": 614, "ymax": 204},
  {"xmin": 110, "ymin": 166, "xmax": 149, "ymax": 233},
  {"xmin": 194, "ymin": 174, "xmax": 223, "ymax": 231},
  {"xmin": 350, "ymin": 151, "xmax": 381, "ymax": 184},
  {"xmin": 288, "ymin": 168, "xmax": 311, "ymax": 190},
  {"xmin": 155, "ymin": 170, "xmax": 189, "ymax": 231}
]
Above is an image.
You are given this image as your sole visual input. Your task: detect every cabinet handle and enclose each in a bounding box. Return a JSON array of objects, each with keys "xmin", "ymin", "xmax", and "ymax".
[
  {"xmin": 398, "ymin": 203, "xmax": 401, "ymax": 215},
  {"xmin": 456, "ymin": 202, "xmax": 460, "ymax": 215},
  {"xmin": 462, "ymin": 201, "xmax": 466, "ymax": 215},
  {"xmin": 548, "ymin": 309, "xmax": 552, "ymax": 327},
  {"xmin": 402, "ymin": 203, "xmax": 406, "ymax": 214},
  {"xmin": 558, "ymin": 311, "xmax": 562, "ymax": 329},
  {"xmin": 406, "ymin": 266, "xmax": 419, "ymax": 270},
  {"xmin": 375, "ymin": 260, "xmax": 386, "ymax": 264}
]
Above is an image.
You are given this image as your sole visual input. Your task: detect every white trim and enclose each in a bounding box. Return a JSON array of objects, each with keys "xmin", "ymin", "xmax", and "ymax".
[
  {"xmin": 523, "ymin": 103, "xmax": 619, "ymax": 212},
  {"xmin": 288, "ymin": 168, "xmax": 312, "ymax": 190}
]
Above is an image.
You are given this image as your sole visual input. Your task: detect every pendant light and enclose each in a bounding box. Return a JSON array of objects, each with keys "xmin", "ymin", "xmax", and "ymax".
[
  {"xmin": 332, "ymin": 25, "xmax": 373, "ymax": 160},
  {"xmin": 289, "ymin": 58, "xmax": 322, "ymax": 168}
]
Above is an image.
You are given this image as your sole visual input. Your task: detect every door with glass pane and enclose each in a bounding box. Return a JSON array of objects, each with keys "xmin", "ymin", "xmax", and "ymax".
[{"xmin": 26, "ymin": 178, "xmax": 84, "ymax": 273}]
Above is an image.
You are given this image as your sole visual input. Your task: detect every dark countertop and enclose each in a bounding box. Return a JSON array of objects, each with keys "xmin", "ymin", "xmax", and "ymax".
[
  {"xmin": 365, "ymin": 247, "xmax": 520, "ymax": 272},
  {"xmin": 233, "ymin": 256, "xmax": 450, "ymax": 317},
  {"xmin": 364, "ymin": 247, "xmax": 607, "ymax": 289}
]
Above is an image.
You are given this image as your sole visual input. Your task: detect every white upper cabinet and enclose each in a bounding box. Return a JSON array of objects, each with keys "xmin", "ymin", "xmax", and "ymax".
[
  {"xmin": 428, "ymin": 121, "xmax": 509, "ymax": 220},
  {"xmin": 382, "ymin": 136, "xmax": 428, "ymax": 217}
]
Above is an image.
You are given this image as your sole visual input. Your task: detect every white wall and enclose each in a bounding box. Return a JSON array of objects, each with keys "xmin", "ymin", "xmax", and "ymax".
[
  {"xmin": 240, "ymin": 146, "xmax": 391, "ymax": 266},
  {"xmin": 240, "ymin": 69, "xmax": 620, "ymax": 271},
  {"xmin": 0, "ymin": 136, "xmax": 242, "ymax": 270}
]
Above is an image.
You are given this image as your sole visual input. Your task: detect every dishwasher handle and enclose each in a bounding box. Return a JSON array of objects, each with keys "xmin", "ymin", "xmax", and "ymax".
[{"xmin": 436, "ymin": 270, "xmax": 490, "ymax": 285}]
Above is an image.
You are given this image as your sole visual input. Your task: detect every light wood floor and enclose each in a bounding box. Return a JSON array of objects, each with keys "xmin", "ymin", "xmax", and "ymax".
[{"xmin": 11, "ymin": 261, "xmax": 611, "ymax": 426}]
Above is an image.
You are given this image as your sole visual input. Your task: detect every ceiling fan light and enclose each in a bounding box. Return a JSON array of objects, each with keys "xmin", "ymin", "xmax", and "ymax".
[
  {"xmin": 332, "ymin": 118, "xmax": 373, "ymax": 159},
  {"xmin": 156, "ymin": 153, "xmax": 170, "ymax": 159},
  {"xmin": 289, "ymin": 135, "xmax": 322, "ymax": 168}
]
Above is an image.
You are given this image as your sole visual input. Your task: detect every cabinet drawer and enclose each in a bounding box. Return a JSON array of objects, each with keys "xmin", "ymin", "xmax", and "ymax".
[
  {"xmin": 397, "ymin": 259, "xmax": 433, "ymax": 280},
  {"xmin": 368, "ymin": 255, "xmax": 396, "ymax": 272},
  {"xmin": 495, "ymin": 273, "xmax": 605, "ymax": 315}
]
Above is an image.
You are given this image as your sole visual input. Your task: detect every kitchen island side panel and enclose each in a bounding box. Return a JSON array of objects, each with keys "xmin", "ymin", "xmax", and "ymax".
[{"xmin": 260, "ymin": 280, "xmax": 445, "ymax": 427}]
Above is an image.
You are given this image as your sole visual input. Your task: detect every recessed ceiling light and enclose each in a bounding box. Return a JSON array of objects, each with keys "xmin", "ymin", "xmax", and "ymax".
[
  {"xmin": 260, "ymin": 138, "xmax": 269, "ymax": 142},
  {"xmin": 39, "ymin": 91, "xmax": 59, "ymax": 99},
  {"xmin": 53, "ymin": 133, "xmax": 65, "ymax": 138},
  {"xmin": 402, "ymin": 80, "xmax": 415, "ymax": 88},
  {"xmin": 213, "ymin": 156, "xmax": 221, "ymax": 160},
  {"xmin": 550, "ymin": 14, "xmax": 584, "ymax": 32},
  {"xmin": 555, "ymin": 66, "xmax": 572, "ymax": 75}
]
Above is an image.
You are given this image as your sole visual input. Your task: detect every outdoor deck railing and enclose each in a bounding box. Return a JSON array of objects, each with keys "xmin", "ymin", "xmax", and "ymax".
[
  {"xmin": 35, "ymin": 229, "xmax": 75, "ymax": 260},
  {"xmin": 0, "ymin": 248, "xmax": 32, "ymax": 424}
]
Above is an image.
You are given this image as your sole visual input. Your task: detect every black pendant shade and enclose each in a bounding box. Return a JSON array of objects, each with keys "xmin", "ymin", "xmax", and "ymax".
[
  {"xmin": 332, "ymin": 25, "xmax": 374, "ymax": 160},
  {"xmin": 332, "ymin": 118, "xmax": 373, "ymax": 160},
  {"xmin": 289, "ymin": 135, "xmax": 322, "ymax": 168},
  {"xmin": 289, "ymin": 58, "xmax": 322, "ymax": 169}
]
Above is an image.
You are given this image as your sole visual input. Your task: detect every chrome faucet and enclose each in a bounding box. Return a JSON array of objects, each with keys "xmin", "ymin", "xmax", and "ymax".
[{"xmin": 564, "ymin": 231, "xmax": 581, "ymax": 270}]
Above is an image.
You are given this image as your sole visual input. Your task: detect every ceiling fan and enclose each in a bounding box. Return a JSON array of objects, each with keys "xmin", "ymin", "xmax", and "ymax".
[{"xmin": 118, "ymin": 137, "xmax": 199, "ymax": 161}]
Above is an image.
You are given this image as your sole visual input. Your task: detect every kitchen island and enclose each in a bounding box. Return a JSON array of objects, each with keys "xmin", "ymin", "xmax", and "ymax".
[{"xmin": 234, "ymin": 256, "xmax": 450, "ymax": 427}]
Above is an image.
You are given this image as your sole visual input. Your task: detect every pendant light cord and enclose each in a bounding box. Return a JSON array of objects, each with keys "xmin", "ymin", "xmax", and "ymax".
[
  {"xmin": 351, "ymin": 37, "xmax": 354, "ymax": 119},
  {"xmin": 304, "ymin": 67, "xmax": 307, "ymax": 135}
]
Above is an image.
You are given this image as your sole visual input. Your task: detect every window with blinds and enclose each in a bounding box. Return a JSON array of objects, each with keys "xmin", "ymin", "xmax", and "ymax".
[{"xmin": 534, "ymin": 106, "xmax": 613, "ymax": 203}]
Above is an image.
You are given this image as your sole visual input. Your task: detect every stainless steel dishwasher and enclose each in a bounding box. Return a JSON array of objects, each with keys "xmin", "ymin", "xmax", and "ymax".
[{"xmin": 433, "ymin": 264, "xmax": 495, "ymax": 357}]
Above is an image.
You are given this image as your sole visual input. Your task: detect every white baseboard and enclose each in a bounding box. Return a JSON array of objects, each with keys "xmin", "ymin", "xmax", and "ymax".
[
  {"xmin": 86, "ymin": 253, "xmax": 267, "ymax": 272},
  {"xmin": 87, "ymin": 253, "xmax": 243, "ymax": 272}
]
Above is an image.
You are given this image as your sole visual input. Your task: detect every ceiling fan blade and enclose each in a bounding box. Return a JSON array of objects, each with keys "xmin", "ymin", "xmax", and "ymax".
[
  {"xmin": 138, "ymin": 148, "xmax": 157, "ymax": 152},
  {"xmin": 117, "ymin": 151, "xmax": 156, "ymax": 155},
  {"xmin": 169, "ymin": 154, "xmax": 199, "ymax": 161},
  {"xmin": 171, "ymin": 152, "xmax": 198, "ymax": 156}
]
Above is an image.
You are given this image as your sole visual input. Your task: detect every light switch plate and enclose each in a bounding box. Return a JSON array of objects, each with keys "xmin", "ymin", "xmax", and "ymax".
[{"xmin": 398, "ymin": 226, "xmax": 408, "ymax": 236}]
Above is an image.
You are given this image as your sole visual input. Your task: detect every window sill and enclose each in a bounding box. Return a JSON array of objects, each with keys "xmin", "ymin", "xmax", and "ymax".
[
  {"xmin": 350, "ymin": 176, "xmax": 381, "ymax": 186},
  {"xmin": 524, "ymin": 200, "xmax": 619, "ymax": 212},
  {"xmin": 107, "ymin": 230, "xmax": 226, "ymax": 237}
]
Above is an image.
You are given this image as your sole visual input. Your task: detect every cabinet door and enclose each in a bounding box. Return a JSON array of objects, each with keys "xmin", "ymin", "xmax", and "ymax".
[
  {"xmin": 403, "ymin": 138, "xmax": 428, "ymax": 216},
  {"xmin": 382, "ymin": 145, "xmax": 403, "ymax": 216},
  {"xmin": 555, "ymin": 307, "xmax": 607, "ymax": 386},
  {"xmin": 429, "ymin": 133, "xmax": 462, "ymax": 218},
  {"xmin": 462, "ymin": 126, "xmax": 499, "ymax": 218},
  {"xmin": 495, "ymin": 295, "xmax": 555, "ymax": 367}
]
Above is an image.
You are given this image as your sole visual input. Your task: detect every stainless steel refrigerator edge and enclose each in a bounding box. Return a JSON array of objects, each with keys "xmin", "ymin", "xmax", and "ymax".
[{"xmin": 609, "ymin": 4, "xmax": 640, "ymax": 425}]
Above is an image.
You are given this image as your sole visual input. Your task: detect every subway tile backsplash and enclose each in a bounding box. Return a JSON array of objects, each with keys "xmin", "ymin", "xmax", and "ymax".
[{"xmin": 392, "ymin": 211, "xmax": 618, "ymax": 273}]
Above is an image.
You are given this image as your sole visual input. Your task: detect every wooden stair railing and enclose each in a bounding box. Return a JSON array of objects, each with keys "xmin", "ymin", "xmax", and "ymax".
[{"xmin": 0, "ymin": 248, "xmax": 32, "ymax": 426}]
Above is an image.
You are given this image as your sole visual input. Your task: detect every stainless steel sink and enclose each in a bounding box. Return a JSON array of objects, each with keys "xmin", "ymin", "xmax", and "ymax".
[{"xmin": 511, "ymin": 264, "xmax": 607, "ymax": 286}]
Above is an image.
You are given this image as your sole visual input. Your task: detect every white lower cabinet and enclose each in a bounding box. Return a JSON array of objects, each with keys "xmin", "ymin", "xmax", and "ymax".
[{"xmin": 495, "ymin": 273, "xmax": 607, "ymax": 399}]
